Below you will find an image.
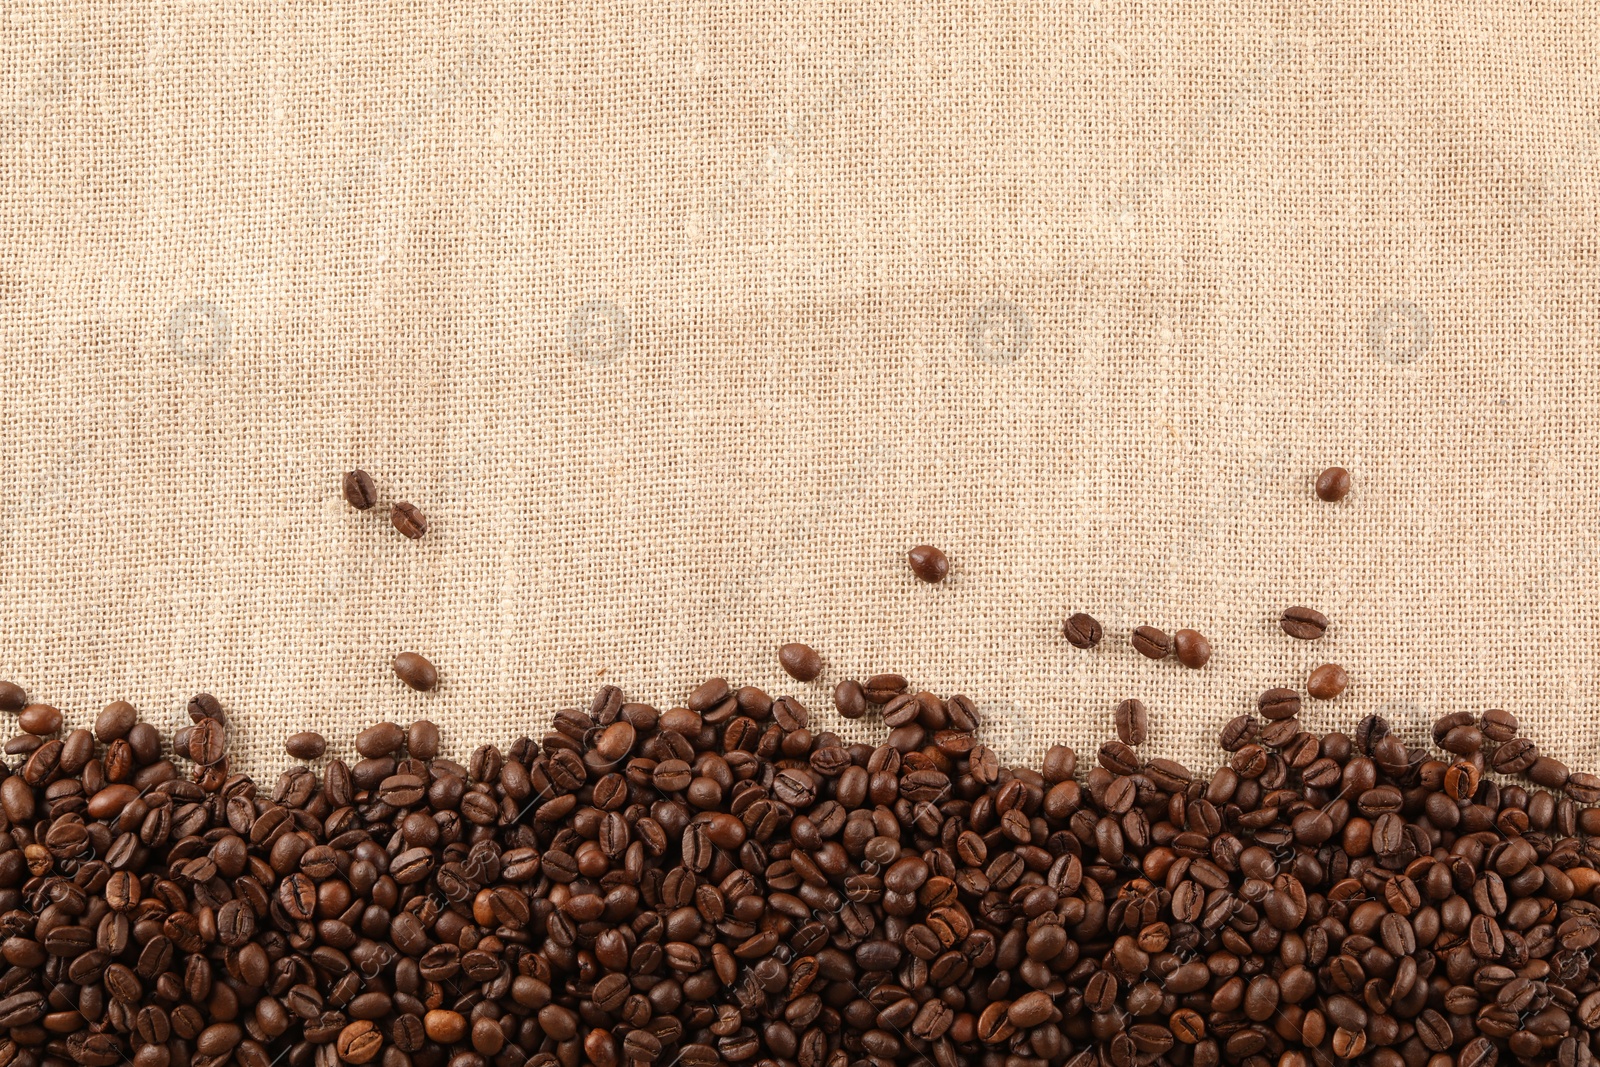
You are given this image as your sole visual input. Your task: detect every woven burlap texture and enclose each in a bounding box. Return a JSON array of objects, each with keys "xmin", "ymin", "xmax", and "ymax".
[{"xmin": 2, "ymin": 3, "xmax": 1598, "ymax": 777}]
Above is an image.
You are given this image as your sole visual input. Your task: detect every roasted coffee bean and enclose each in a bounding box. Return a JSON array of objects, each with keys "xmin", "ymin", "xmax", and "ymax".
[
  {"xmin": 833, "ymin": 680, "xmax": 868, "ymax": 719},
  {"xmin": 1063, "ymin": 613, "xmax": 1103, "ymax": 649},
  {"xmin": 1131, "ymin": 626, "xmax": 1171, "ymax": 660},
  {"xmin": 387, "ymin": 652, "xmax": 436, "ymax": 692},
  {"xmin": 1315, "ymin": 465, "xmax": 1351, "ymax": 501},
  {"xmin": 1307, "ymin": 662, "xmax": 1348, "ymax": 699},
  {"xmin": 17, "ymin": 703, "xmax": 60, "ymax": 736},
  {"xmin": 341, "ymin": 469, "xmax": 377, "ymax": 510},
  {"xmin": 0, "ymin": 675, "xmax": 1589, "ymax": 1067},
  {"xmin": 284, "ymin": 732, "xmax": 326, "ymax": 760},
  {"xmin": 1279, "ymin": 605, "xmax": 1328, "ymax": 639},
  {"xmin": 1115, "ymin": 699, "xmax": 1148, "ymax": 746},
  {"xmin": 907, "ymin": 544, "xmax": 949, "ymax": 583},
  {"xmin": 778, "ymin": 643, "xmax": 822, "ymax": 682},
  {"xmin": 189, "ymin": 718, "xmax": 226, "ymax": 765},
  {"xmin": 390, "ymin": 501, "xmax": 427, "ymax": 539},
  {"xmin": 1173, "ymin": 629, "xmax": 1211, "ymax": 668}
]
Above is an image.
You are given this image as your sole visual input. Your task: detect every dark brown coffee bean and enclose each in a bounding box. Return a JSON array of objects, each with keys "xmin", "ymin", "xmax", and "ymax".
[
  {"xmin": 93, "ymin": 699, "xmax": 136, "ymax": 741},
  {"xmin": 1315, "ymin": 466, "xmax": 1350, "ymax": 501},
  {"xmin": 17, "ymin": 703, "xmax": 61, "ymax": 736},
  {"xmin": 778, "ymin": 643, "xmax": 822, "ymax": 682},
  {"xmin": 1306, "ymin": 663, "xmax": 1347, "ymax": 699},
  {"xmin": 284, "ymin": 732, "xmax": 326, "ymax": 760},
  {"xmin": 1131, "ymin": 626, "xmax": 1171, "ymax": 659},
  {"xmin": 1115, "ymin": 699, "xmax": 1148, "ymax": 746},
  {"xmin": 1279, "ymin": 605, "xmax": 1328, "ymax": 639},
  {"xmin": 907, "ymin": 544, "xmax": 949, "ymax": 583},
  {"xmin": 1482, "ymin": 707, "xmax": 1519, "ymax": 743},
  {"xmin": 390, "ymin": 501, "xmax": 427, "ymax": 539},
  {"xmin": 0, "ymin": 682, "xmax": 24, "ymax": 712},
  {"xmin": 392, "ymin": 652, "xmax": 438, "ymax": 692},
  {"xmin": 1173, "ymin": 629, "xmax": 1210, "ymax": 668},
  {"xmin": 1064, "ymin": 613, "xmax": 1103, "ymax": 649},
  {"xmin": 342, "ymin": 469, "xmax": 377, "ymax": 510},
  {"xmin": 833, "ymin": 680, "xmax": 867, "ymax": 719},
  {"xmin": 189, "ymin": 719, "xmax": 225, "ymax": 766}
]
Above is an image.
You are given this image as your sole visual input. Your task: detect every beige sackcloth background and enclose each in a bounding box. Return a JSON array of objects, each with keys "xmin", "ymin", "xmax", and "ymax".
[{"xmin": 2, "ymin": 2, "xmax": 1598, "ymax": 777}]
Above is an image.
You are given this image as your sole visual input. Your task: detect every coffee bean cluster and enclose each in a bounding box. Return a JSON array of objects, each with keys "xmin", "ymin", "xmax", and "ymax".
[{"xmin": 0, "ymin": 676, "xmax": 1598, "ymax": 1067}]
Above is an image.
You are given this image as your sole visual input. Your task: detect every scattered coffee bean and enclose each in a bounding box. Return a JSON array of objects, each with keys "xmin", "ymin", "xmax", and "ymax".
[
  {"xmin": 390, "ymin": 500, "xmax": 428, "ymax": 539},
  {"xmin": 1131, "ymin": 625, "xmax": 1171, "ymax": 659},
  {"xmin": 0, "ymin": 682, "xmax": 24, "ymax": 712},
  {"xmin": 778, "ymin": 642, "xmax": 822, "ymax": 681},
  {"xmin": 1280, "ymin": 604, "xmax": 1329, "ymax": 639},
  {"xmin": 907, "ymin": 544, "xmax": 949, "ymax": 583},
  {"xmin": 1315, "ymin": 465, "xmax": 1351, "ymax": 501},
  {"xmin": 1307, "ymin": 662, "xmax": 1349, "ymax": 699},
  {"xmin": 1173, "ymin": 627, "xmax": 1211, "ymax": 668},
  {"xmin": 284, "ymin": 731, "xmax": 326, "ymax": 760},
  {"xmin": 392, "ymin": 651, "xmax": 438, "ymax": 691},
  {"xmin": 1063, "ymin": 612, "xmax": 1103, "ymax": 649},
  {"xmin": 1115, "ymin": 698, "xmax": 1148, "ymax": 745},
  {"xmin": 341, "ymin": 468, "xmax": 377, "ymax": 510}
]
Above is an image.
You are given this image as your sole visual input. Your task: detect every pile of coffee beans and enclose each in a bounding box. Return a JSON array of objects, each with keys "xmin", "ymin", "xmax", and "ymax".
[{"xmin": 0, "ymin": 676, "xmax": 1597, "ymax": 1067}]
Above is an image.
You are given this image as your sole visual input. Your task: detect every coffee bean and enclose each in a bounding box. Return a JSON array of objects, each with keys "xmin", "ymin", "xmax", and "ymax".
[
  {"xmin": 17, "ymin": 703, "xmax": 60, "ymax": 736},
  {"xmin": 1063, "ymin": 613, "xmax": 1103, "ymax": 649},
  {"xmin": 355, "ymin": 722, "xmax": 404, "ymax": 758},
  {"xmin": 390, "ymin": 501, "xmax": 427, "ymax": 539},
  {"xmin": 1131, "ymin": 626, "xmax": 1171, "ymax": 659},
  {"xmin": 341, "ymin": 469, "xmax": 377, "ymax": 510},
  {"xmin": 907, "ymin": 544, "xmax": 949, "ymax": 583},
  {"xmin": 188, "ymin": 718, "xmax": 225, "ymax": 765},
  {"xmin": 392, "ymin": 651, "xmax": 438, "ymax": 691},
  {"xmin": 1315, "ymin": 466, "xmax": 1351, "ymax": 501},
  {"xmin": 778, "ymin": 643, "xmax": 822, "ymax": 682},
  {"xmin": 1482, "ymin": 706, "xmax": 1519, "ymax": 743},
  {"xmin": 1115, "ymin": 699, "xmax": 1148, "ymax": 746},
  {"xmin": 1279, "ymin": 605, "xmax": 1328, "ymax": 640},
  {"xmin": 833, "ymin": 679, "xmax": 867, "ymax": 718},
  {"xmin": 284, "ymin": 731, "xmax": 325, "ymax": 760},
  {"xmin": 1257, "ymin": 688, "xmax": 1301, "ymax": 720},
  {"xmin": 1306, "ymin": 663, "xmax": 1348, "ymax": 699},
  {"xmin": 1173, "ymin": 628, "xmax": 1210, "ymax": 668},
  {"xmin": 0, "ymin": 681, "xmax": 24, "ymax": 712}
]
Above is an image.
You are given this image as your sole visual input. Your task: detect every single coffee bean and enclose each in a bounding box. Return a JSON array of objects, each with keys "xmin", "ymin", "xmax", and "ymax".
[
  {"xmin": 342, "ymin": 469, "xmax": 377, "ymax": 510},
  {"xmin": 283, "ymin": 732, "xmax": 325, "ymax": 760},
  {"xmin": 1257, "ymin": 688, "xmax": 1301, "ymax": 720},
  {"xmin": 1115, "ymin": 699, "xmax": 1148, "ymax": 746},
  {"xmin": 189, "ymin": 719, "xmax": 226, "ymax": 765},
  {"xmin": 833, "ymin": 680, "xmax": 867, "ymax": 719},
  {"xmin": 1131, "ymin": 626, "xmax": 1171, "ymax": 660},
  {"xmin": 1173, "ymin": 629, "xmax": 1211, "ymax": 668},
  {"xmin": 907, "ymin": 544, "xmax": 949, "ymax": 583},
  {"xmin": 407, "ymin": 719, "xmax": 440, "ymax": 760},
  {"xmin": 1063, "ymin": 613, "xmax": 1103, "ymax": 649},
  {"xmin": 391, "ymin": 501, "xmax": 428, "ymax": 539},
  {"xmin": 778, "ymin": 643, "xmax": 822, "ymax": 682},
  {"xmin": 393, "ymin": 652, "xmax": 439, "ymax": 692},
  {"xmin": 355, "ymin": 722, "xmax": 404, "ymax": 758},
  {"xmin": 1306, "ymin": 663, "xmax": 1348, "ymax": 699},
  {"xmin": 1279, "ymin": 605, "xmax": 1328, "ymax": 639},
  {"xmin": 17, "ymin": 704, "xmax": 60, "ymax": 736},
  {"xmin": 94, "ymin": 700, "xmax": 137, "ymax": 742},
  {"xmin": 1315, "ymin": 466, "xmax": 1351, "ymax": 501},
  {"xmin": 0, "ymin": 682, "xmax": 24, "ymax": 712},
  {"xmin": 1481, "ymin": 707, "xmax": 1519, "ymax": 743}
]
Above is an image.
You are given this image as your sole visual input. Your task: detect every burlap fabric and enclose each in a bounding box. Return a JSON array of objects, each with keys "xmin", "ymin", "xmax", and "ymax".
[{"xmin": 2, "ymin": 3, "xmax": 1598, "ymax": 777}]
